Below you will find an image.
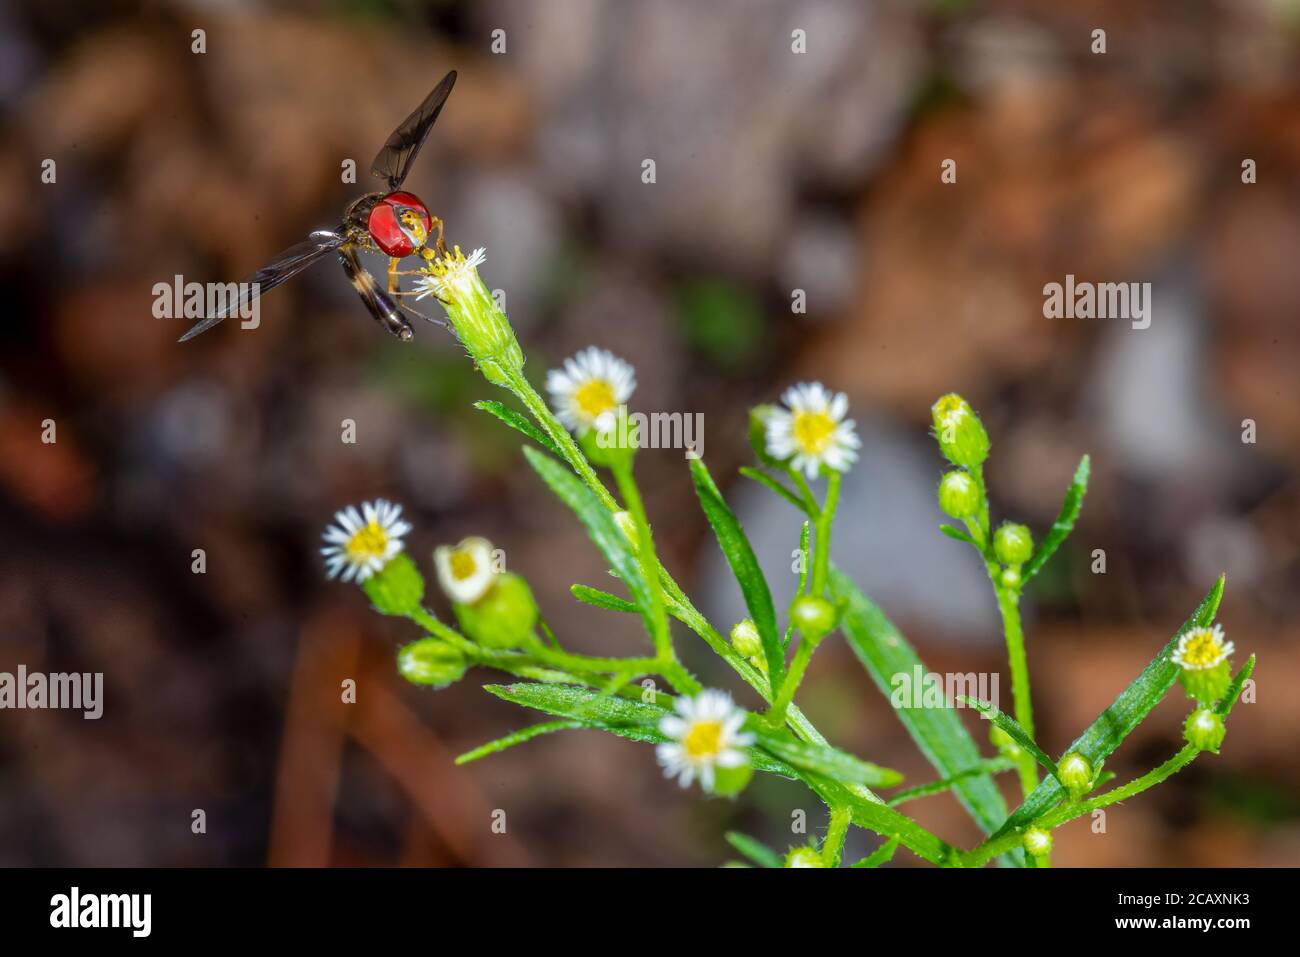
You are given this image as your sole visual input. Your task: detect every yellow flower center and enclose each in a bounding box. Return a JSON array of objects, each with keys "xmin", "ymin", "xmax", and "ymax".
[
  {"xmin": 792, "ymin": 410, "xmax": 837, "ymax": 455},
  {"xmin": 449, "ymin": 550, "xmax": 479, "ymax": 581},
  {"xmin": 934, "ymin": 395, "xmax": 966, "ymax": 426},
  {"xmin": 1181, "ymin": 630, "xmax": 1225, "ymax": 668},
  {"xmin": 682, "ymin": 720, "xmax": 724, "ymax": 761},
  {"xmin": 574, "ymin": 379, "xmax": 617, "ymax": 423},
  {"xmin": 345, "ymin": 521, "xmax": 390, "ymax": 563}
]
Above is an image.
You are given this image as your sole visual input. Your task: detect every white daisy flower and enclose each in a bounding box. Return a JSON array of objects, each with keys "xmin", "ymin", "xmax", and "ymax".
[
  {"xmin": 1172, "ymin": 624, "xmax": 1235, "ymax": 671},
  {"xmin": 656, "ymin": 689, "xmax": 754, "ymax": 791},
  {"xmin": 414, "ymin": 246, "xmax": 488, "ymax": 302},
  {"xmin": 546, "ymin": 347, "xmax": 636, "ymax": 434},
  {"xmin": 765, "ymin": 382, "xmax": 861, "ymax": 479},
  {"xmin": 321, "ymin": 499, "xmax": 412, "ymax": 583},
  {"xmin": 434, "ymin": 536, "xmax": 496, "ymax": 605}
]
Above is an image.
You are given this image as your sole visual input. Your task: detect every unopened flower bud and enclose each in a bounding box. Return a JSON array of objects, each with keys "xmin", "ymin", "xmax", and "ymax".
[
  {"xmin": 1022, "ymin": 827, "xmax": 1053, "ymax": 858},
  {"xmin": 730, "ymin": 619, "xmax": 763, "ymax": 660},
  {"xmin": 397, "ymin": 638, "xmax": 467, "ymax": 688},
  {"xmin": 1184, "ymin": 708, "xmax": 1226, "ymax": 753},
  {"xmin": 1172, "ymin": 625, "xmax": 1235, "ymax": 705},
  {"xmin": 790, "ymin": 594, "xmax": 837, "ymax": 642},
  {"xmin": 993, "ymin": 523, "xmax": 1034, "ymax": 566},
  {"xmin": 784, "ymin": 847, "xmax": 826, "ymax": 868},
  {"xmin": 931, "ymin": 393, "xmax": 990, "ymax": 469},
  {"xmin": 937, "ymin": 470, "xmax": 981, "ymax": 519},
  {"xmin": 1058, "ymin": 752, "xmax": 1093, "ymax": 801},
  {"xmin": 454, "ymin": 572, "xmax": 538, "ymax": 649}
]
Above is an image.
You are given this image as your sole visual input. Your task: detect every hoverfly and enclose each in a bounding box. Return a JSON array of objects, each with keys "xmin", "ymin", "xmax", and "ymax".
[{"xmin": 179, "ymin": 70, "xmax": 458, "ymax": 343}]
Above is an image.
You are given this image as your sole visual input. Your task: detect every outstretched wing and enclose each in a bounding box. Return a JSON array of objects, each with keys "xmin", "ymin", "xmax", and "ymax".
[
  {"xmin": 178, "ymin": 229, "xmax": 346, "ymax": 342},
  {"xmin": 370, "ymin": 70, "xmax": 457, "ymax": 191}
]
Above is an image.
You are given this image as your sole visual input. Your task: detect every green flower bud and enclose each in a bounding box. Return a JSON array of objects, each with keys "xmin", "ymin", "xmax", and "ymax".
[
  {"xmin": 730, "ymin": 619, "xmax": 763, "ymax": 660},
  {"xmin": 790, "ymin": 594, "xmax": 837, "ymax": 642},
  {"xmin": 784, "ymin": 847, "xmax": 826, "ymax": 868},
  {"xmin": 580, "ymin": 408, "xmax": 638, "ymax": 468},
  {"xmin": 1058, "ymin": 752, "xmax": 1093, "ymax": 801},
  {"xmin": 1022, "ymin": 827, "xmax": 1053, "ymax": 858},
  {"xmin": 993, "ymin": 523, "xmax": 1034, "ymax": 566},
  {"xmin": 990, "ymin": 724, "xmax": 1023, "ymax": 759},
  {"xmin": 1179, "ymin": 662, "xmax": 1232, "ymax": 706},
  {"xmin": 453, "ymin": 572, "xmax": 538, "ymax": 649},
  {"xmin": 937, "ymin": 470, "xmax": 981, "ymax": 519},
  {"xmin": 1000, "ymin": 565, "xmax": 1022, "ymax": 589},
  {"xmin": 931, "ymin": 393, "xmax": 990, "ymax": 469},
  {"xmin": 1173, "ymin": 626, "xmax": 1235, "ymax": 705},
  {"xmin": 397, "ymin": 638, "xmax": 467, "ymax": 688},
  {"xmin": 1184, "ymin": 708, "xmax": 1226, "ymax": 753},
  {"xmin": 424, "ymin": 247, "xmax": 524, "ymax": 387}
]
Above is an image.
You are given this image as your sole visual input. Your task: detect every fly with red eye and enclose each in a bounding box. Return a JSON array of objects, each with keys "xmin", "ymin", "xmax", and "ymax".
[{"xmin": 178, "ymin": 70, "xmax": 458, "ymax": 343}]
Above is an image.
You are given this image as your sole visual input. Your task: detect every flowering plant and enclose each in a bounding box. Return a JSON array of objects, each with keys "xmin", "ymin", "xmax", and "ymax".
[{"xmin": 323, "ymin": 245, "xmax": 1254, "ymax": 867}]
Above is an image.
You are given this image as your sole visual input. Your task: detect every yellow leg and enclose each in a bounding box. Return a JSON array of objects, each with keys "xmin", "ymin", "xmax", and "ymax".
[{"xmin": 387, "ymin": 257, "xmax": 403, "ymax": 295}]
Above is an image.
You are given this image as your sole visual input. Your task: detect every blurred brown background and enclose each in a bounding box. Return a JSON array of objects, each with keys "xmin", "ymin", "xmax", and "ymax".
[{"xmin": 0, "ymin": 0, "xmax": 1297, "ymax": 867}]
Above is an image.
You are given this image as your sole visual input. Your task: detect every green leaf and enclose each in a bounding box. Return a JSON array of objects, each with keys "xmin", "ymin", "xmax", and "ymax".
[
  {"xmin": 1023, "ymin": 455, "xmax": 1089, "ymax": 582},
  {"xmin": 523, "ymin": 447, "xmax": 658, "ymax": 639},
  {"xmin": 851, "ymin": 836, "xmax": 900, "ymax": 868},
  {"xmin": 739, "ymin": 466, "xmax": 807, "ymax": 513},
  {"xmin": 939, "ymin": 523, "xmax": 977, "ymax": 546},
  {"xmin": 753, "ymin": 730, "xmax": 904, "ymax": 789},
  {"xmin": 475, "ymin": 399, "xmax": 562, "ymax": 457},
  {"xmin": 570, "ymin": 584, "xmax": 638, "ymax": 614},
  {"xmin": 455, "ymin": 720, "xmax": 582, "ymax": 765},
  {"xmin": 362, "ymin": 553, "xmax": 425, "ymax": 616},
  {"xmin": 1216, "ymin": 654, "xmax": 1255, "ymax": 719},
  {"xmin": 993, "ymin": 576, "xmax": 1225, "ymax": 839},
  {"xmin": 689, "ymin": 457, "xmax": 784, "ymax": 692},
  {"xmin": 886, "ymin": 757, "xmax": 1017, "ymax": 808},
  {"xmin": 830, "ymin": 567, "xmax": 1017, "ymax": 862},
  {"xmin": 483, "ymin": 682, "xmax": 796, "ymax": 777},
  {"xmin": 725, "ymin": 831, "xmax": 783, "ymax": 869},
  {"xmin": 959, "ymin": 698, "xmax": 1060, "ymax": 781}
]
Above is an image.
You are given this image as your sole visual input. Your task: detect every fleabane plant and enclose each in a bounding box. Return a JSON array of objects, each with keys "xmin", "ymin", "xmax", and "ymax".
[{"xmin": 320, "ymin": 244, "xmax": 1255, "ymax": 868}]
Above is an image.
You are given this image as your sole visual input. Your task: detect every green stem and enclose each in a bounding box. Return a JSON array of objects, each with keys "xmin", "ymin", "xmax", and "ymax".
[
  {"xmin": 768, "ymin": 634, "xmax": 816, "ymax": 727},
  {"xmin": 810, "ymin": 470, "xmax": 841, "ymax": 595},
  {"xmin": 992, "ymin": 576, "xmax": 1037, "ymax": 797},
  {"xmin": 611, "ymin": 458, "xmax": 673, "ymax": 662},
  {"xmin": 822, "ymin": 806, "xmax": 852, "ymax": 867}
]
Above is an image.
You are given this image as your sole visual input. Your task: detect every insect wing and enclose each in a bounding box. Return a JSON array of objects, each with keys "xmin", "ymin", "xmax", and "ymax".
[
  {"xmin": 370, "ymin": 70, "xmax": 457, "ymax": 190},
  {"xmin": 178, "ymin": 230, "xmax": 346, "ymax": 342}
]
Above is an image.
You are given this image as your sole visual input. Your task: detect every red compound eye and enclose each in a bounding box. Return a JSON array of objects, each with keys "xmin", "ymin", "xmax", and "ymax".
[{"xmin": 367, "ymin": 191, "xmax": 432, "ymax": 257}]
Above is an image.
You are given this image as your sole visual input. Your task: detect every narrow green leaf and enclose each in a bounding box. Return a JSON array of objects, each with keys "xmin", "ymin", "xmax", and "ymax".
[
  {"xmin": 725, "ymin": 831, "xmax": 783, "ymax": 869},
  {"xmin": 474, "ymin": 399, "xmax": 562, "ymax": 457},
  {"xmin": 939, "ymin": 524, "xmax": 977, "ymax": 546},
  {"xmin": 524, "ymin": 447, "xmax": 658, "ymax": 639},
  {"xmin": 570, "ymin": 584, "xmax": 638, "ymax": 614},
  {"xmin": 1023, "ymin": 454, "xmax": 1089, "ymax": 582},
  {"xmin": 851, "ymin": 836, "xmax": 900, "ymax": 868},
  {"xmin": 993, "ymin": 576, "xmax": 1225, "ymax": 838},
  {"xmin": 830, "ymin": 567, "xmax": 1017, "ymax": 863},
  {"xmin": 483, "ymin": 682, "xmax": 796, "ymax": 777},
  {"xmin": 754, "ymin": 730, "xmax": 903, "ymax": 789},
  {"xmin": 689, "ymin": 458, "xmax": 784, "ymax": 692},
  {"xmin": 808, "ymin": 777, "xmax": 953, "ymax": 866},
  {"xmin": 886, "ymin": 757, "xmax": 1017, "ymax": 808},
  {"xmin": 739, "ymin": 466, "xmax": 808, "ymax": 513},
  {"xmin": 959, "ymin": 698, "xmax": 1060, "ymax": 781},
  {"xmin": 1216, "ymin": 654, "xmax": 1255, "ymax": 719},
  {"xmin": 455, "ymin": 720, "xmax": 582, "ymax": 765}
]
